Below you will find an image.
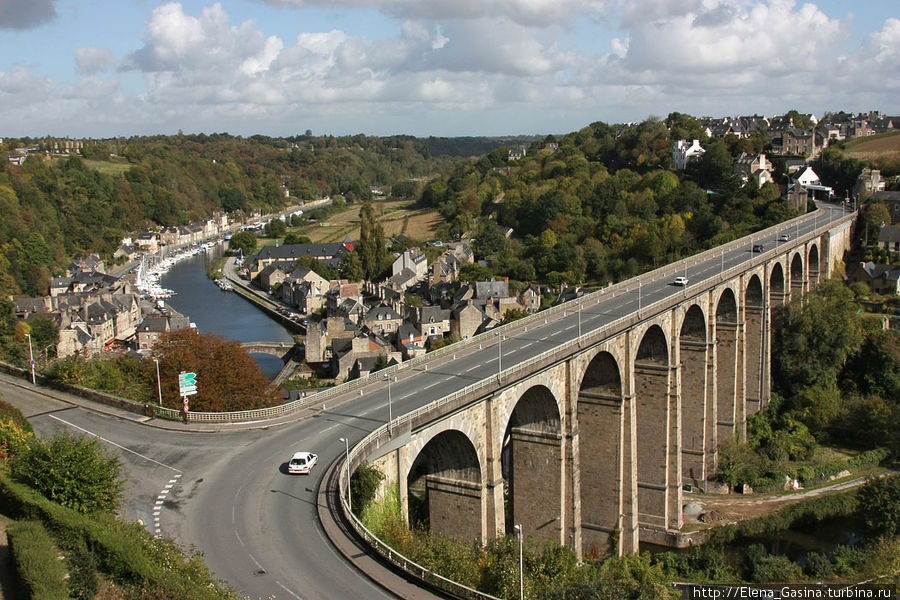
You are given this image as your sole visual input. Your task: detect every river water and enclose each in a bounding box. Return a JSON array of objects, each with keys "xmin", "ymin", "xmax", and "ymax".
[{"xmin": 158, "ymin": 247, "xmax": 293, "ymax": 380}]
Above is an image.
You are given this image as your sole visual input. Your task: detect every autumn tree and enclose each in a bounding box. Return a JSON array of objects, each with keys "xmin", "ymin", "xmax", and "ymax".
[{"xmin": 153, "ymin": 329, "xmax": 281, "ymax": 412}]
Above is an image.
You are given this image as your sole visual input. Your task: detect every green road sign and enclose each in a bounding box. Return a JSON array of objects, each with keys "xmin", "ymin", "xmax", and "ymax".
[{"xmin": 178, "ymin": 372, "xmax": 197, "ymax": 386}]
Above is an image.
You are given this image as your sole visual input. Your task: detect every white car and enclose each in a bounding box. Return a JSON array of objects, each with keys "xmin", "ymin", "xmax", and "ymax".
[
  {"xmin": 778, "ymin": 233, "xmax": 790, "ymax": 242},
  {"xmin": 287, "ymin": 451, "xmax": 318, "ymax": 474},
  {"xmin": 673, "ymin": 276, "xmax": 689, "ymax": 286}
]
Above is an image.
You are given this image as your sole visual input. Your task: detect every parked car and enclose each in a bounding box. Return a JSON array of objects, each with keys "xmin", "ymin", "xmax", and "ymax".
[
  {"xmin": 673, "ymin": 276, "xmax": 689, "ymax": 286},
  {"xmin": 752, "ymin": 244, "xmax": 764, "ymax": 252},
  {"xmin": 287, "ymin": 451, "xmax": 317, "ymax": 474},
  {"xmin": 778, "ymin": 233, "xmax": 790, "ymax": 242}
]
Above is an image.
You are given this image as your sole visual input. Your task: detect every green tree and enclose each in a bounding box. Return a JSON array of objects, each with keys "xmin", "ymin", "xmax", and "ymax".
[
  {"xmin": 340, "ymin": 250, "xmax": 365, "ymax": 281},
  {"xmin": 229, "ymin": 230, "xmax": 257, "ymax": 256},
  {"xmin": 357, "ymin": 202, "xmax": 389, "ymax": 280},
  {"xmin": 856, "ymin": 474, "xmax": 900, "ymax": 538},
  {"xmin": 283, "ymin": 233, "xmax": 312, "ymax": 245},
  {"xmin": 264, "ymin": 218, "xmax": 287, "ymax": 238},
  {"xmin": 350, "ymin": 462, "xmax": 385, "ymax": 516},
  {"xmin": 11, "ymin": 431, "xmax": 124, "ymax": 513}
]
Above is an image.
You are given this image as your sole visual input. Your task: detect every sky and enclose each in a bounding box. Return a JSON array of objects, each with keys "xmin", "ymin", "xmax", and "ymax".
[{"xmin": 0, "ymin": 0, "xmax": 898, "ymax": 139}]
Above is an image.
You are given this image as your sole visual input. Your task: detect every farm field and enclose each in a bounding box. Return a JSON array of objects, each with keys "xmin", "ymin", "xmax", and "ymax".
[
  {"xmin": 303, "ymin": 199, "xmax": 443, "ymax": 244},
  {"xmin": 841, "ymin": 130, "xmax": 900, "ymax": 162}
]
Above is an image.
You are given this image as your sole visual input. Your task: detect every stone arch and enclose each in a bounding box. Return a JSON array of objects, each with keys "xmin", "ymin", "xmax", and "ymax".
[
  {"xmin": 745, "ymin": 274, "xmax": 765, "ymax": 415},
  {"xmin": 808, "ymin": 244, "xmax": 820, "ymax": 288},
  {"xmin": 715, "ymin": 288, "xmax": 739, "ymax": 444},
  {"xmin": 634, "ymin": 324, "xmax": 673, "ymax": 531},
  {"xmin": 501, "ymin": 385, "xmax": 562, "ymax": 543},
  {"xmin": 679, "ymin": 305, "xmax": 708, "ymax": 488},
  {"xmin": 770, "ymin": 262, "xmax": 786, "ymax": 304},
  {"xmin": 407, "ymin": 430, "xmax": 482, "ymax": 541},
  {"xmin": 790, "ymin": 251, "xmax": 805, "ymax": 298},
  {"xmin": 577, "ymin": 350, "xmax": 624, "ymax": 556}
]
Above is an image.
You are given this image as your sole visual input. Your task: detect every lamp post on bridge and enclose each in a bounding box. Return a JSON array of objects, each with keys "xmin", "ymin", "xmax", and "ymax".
[
  {"xmin": 384, "ymin": 373, "xmax": 393, "ymax": 434},
  {"xmin": 339, "ymin": 437, "xmax": 351, "ymax": 513},
  {"xmin": 514, "ymin": 523, "xmax": 524, "ymax": 600}
]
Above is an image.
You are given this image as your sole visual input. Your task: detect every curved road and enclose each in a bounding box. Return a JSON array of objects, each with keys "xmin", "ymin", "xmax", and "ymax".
[{"xmin": 3, "ymin": 202, "xmax": 852, "ymax": 599}]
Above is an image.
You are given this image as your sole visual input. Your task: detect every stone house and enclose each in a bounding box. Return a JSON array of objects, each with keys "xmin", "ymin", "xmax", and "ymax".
[
  {"xmin": 878, "ymin": 225, "xmax": 900, "ymax": 253},
  {"xmin": 733, "ymin": 153, "xmax": 774, "ymax": 188},
  {"xmin": 451, "ymin": 300, "xmax": 485, "ymax": 341},
  {"xmin": 363, "ymin": 305, "xmax": 403, "ymax": 337}
]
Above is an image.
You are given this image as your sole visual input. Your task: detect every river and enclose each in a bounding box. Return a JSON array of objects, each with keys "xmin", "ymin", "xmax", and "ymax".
[{"xmin": 158, "ymin": 246, "xmax": 293, "ymax": 381}]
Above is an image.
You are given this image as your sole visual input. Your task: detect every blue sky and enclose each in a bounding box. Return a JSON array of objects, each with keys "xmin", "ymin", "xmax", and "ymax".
[{"xmin": 1, "ymin": 0, "xmax": 898, "ymax": 138}]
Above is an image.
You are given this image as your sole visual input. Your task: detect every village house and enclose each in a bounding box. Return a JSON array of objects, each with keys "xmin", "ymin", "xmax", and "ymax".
[
  {"xmin": 733, "ymin": 153, "xmax": 775, "ymax": 188},
  {"xmin": 673, "ymin": 139, "xmax": 705, "ymax": 170}
]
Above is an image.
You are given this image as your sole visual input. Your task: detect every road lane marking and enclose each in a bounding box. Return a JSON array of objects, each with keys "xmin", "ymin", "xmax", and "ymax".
[
  {"xmin": 47, "ymin": 415, "xmax": 182, "ymax": 473},
  {"xmin": 276, "ymin": 581, "xmax": 304, "ymax": 599}
]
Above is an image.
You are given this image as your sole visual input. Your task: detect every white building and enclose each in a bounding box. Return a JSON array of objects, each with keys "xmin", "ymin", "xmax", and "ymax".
[{"xmin": 673, "ymin": 139, "xmax": 705, "ymax": 170}]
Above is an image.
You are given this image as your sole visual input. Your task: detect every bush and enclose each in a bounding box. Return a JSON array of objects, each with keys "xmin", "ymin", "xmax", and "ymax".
[
  {"xmin": 7, "ymin": 519, "xmax": 70, "ymax": 600},
  {"xmin": 11, "ymin": 430, "xmax": 124, "ymax": 514},
  {"xmin": 856, "ymin": 474, "xmax": 900, "ymax": 538},
  {"xmin": 350, "ymin": 461, "xmax": 384, "ymax": 515},
  {"xmin": 0, "ymin": 468, "xmax": 240, "ymax": 599}
]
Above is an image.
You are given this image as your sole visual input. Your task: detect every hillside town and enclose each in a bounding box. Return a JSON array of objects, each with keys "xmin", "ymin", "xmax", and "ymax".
[{"xmin": 7, "ymin": 109, "xmax": 900, "ymax": 385}]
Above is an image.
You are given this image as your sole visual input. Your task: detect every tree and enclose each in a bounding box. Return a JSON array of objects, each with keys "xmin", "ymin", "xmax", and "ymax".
[
  {"xmin": 11, "ymin": 431, "xmax": 124, "ymax": 513},
  {"xmin": 857, "ymin": 474, "xmax": 900, "ymax": 537},
  {"xmin": 264, "ymin": 218, "xmax": 287, "ymax": 238},
  {"xmin": 283, "ymin": 233, "xmax": 311, "ymax": 245},
  {"xmin": 154, "ymin": 330, "xmax": 281, "ymax": 412},
  {"xmin": 229, "ymin": 230, "xmax": 257, "ymax": 256},
  {"xmin": 340, "ymin": 250, "xmax": 365, "ymax": 281},
  {"xmin": 357, "ymin": 202, "xmax": 389, "ymax": 280}
]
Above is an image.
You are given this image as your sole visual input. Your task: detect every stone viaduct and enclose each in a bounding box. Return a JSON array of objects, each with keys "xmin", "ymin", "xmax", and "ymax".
[{"xmin": 362, "ymin": 215, "xmax": 853, "ymax": 558}]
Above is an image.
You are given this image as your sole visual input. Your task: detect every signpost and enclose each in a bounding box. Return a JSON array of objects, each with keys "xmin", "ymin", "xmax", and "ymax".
[{"xmin": 178, "ymin": 372, "xmax": 197, "ymax": 419}]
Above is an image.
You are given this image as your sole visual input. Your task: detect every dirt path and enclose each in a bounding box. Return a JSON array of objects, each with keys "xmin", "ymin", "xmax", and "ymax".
[{"xmin": 686, "ymin": 474, "xmax": 878, "ymax": 525}]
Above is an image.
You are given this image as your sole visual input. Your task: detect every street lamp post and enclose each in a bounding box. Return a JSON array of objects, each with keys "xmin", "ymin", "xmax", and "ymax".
[
  {"xmin": 514, "ymin": 523, "xmax": 524, "ymax": 600},
  {"xmin": 153, "ymin": 358, "xmax": 163, "ymax": 406},
  {"xmin": 497, "ymin": 333, "xmax": 504, "ymax": 379},
  {"xmin": 25, "ymin": 333, "xmax": 35, "ymax": 385},
  {"xmin": 384, "ymin": 373, "xmax": 393, "ymax": 433},
  {"xmin": 577, "ymin": 300, "xmax": 582, "ymax": 339},
  {"xmin": 339, "ymin": 437, "xmax": 351, "ymax": 513},
  {"xmin": 638, "ymin": 280, "xmax": 642, "ymax": 316}
]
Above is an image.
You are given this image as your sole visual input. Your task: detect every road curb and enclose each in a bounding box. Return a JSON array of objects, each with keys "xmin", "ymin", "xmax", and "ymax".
[{"xmin": 316, "ymin": 459, "xmax": 455, "ymax": 600}]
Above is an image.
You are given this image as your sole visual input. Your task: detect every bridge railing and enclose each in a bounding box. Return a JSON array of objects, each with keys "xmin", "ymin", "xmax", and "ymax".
[
  {"xmin": 338, "ymin": 427, "xmax": 503, "ymax": 600},
  {"xmin": 327, "ymin": 206, "xmax": 856, "ymax": 600},
  {"xmin": 164, "ymin": 207, "xmax": 853, "ymax": 423}
]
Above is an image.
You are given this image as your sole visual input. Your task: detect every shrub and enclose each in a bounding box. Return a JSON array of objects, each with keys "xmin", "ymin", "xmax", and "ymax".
[
  {"xmin": 11, "ymin": 430, "xmax": 124, "ymax": 514},
  {"xmin": 856, "ymin": 474, "xmax": 900, "ymax": 538},
  {"xmin": 0, "ymin": 419, "xmax": 35, "ymax": 461},
  {"xmin": 350, "ymin": 461, "xmax": 384, "ymax": 515}
]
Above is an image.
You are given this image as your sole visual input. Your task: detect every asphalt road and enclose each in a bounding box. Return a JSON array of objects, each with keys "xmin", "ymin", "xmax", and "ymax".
[{"xmin": 0, "ymin": 201, "xmax": 852, "ymax": 600}]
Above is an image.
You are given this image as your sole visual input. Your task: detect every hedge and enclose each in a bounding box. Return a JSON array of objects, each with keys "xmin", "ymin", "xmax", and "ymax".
[
  {"xmin": 7, "ymin": 519, "xmax": 71, "ymax": 600},
  {"xmin": 0, "ymin": 468, "xmax": 238, "ymax": 599}
]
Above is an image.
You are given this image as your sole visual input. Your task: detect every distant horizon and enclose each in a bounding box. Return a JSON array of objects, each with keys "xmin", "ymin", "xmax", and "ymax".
[
  {"xmin": 2, "ymin": 1, "xmax": 898, "ymax": 139},
  {"xmin": 5, "ymin": 108, "xmax": 897, "ymax": 143}
]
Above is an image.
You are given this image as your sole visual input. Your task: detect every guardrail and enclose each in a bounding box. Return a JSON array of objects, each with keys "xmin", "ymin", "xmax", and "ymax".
[
  {"xmin": 154, "ymin": 206, "xmax": 855, "ymax": 423},
  {"xmin": 327, "ymin": 206, "xmax": 856, "ymax": 599}
]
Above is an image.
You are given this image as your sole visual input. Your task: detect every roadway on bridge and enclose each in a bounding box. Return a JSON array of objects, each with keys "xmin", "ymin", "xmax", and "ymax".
[{"xmin": 7, "ymin": 203, "xmax": 850, "ymax": 600}]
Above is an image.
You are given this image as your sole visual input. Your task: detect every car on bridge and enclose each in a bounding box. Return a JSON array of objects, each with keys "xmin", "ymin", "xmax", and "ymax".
[
  {"xmin": 778, "ymin": 233, "xmax": 790, "ymax": 242},
  {"xmin": 752, "ymin": 244, "xmax": 764, "ymax": 252},
  {"xmin": 287, "ymin": 451, "xmax": 317, "ymax": 474},
  {"xmin": 673, "ymin": 276, "xmax": 689, "ymax": 286}
]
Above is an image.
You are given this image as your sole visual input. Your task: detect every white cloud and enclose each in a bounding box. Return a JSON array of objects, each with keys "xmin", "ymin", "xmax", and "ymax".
[
  {"xmin": 3, "ymin": 0, "xmax": 899, "ymax": 138},
  {"xmin": 258, "ymin": 0, "xmax": 616, "ymax": 27},
  {"xmin": 75, "ymin": 47, "xmax": 116, "ymax": 74}
]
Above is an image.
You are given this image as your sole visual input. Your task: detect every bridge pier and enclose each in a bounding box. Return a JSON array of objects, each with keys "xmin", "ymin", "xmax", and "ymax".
[
  {"xmin": 510, "ymin": 427, "xmax": 562, "ymax": 545},
  {"xmin": 426, "ymin": 475, "xmax": 483, "ymax": 541}
]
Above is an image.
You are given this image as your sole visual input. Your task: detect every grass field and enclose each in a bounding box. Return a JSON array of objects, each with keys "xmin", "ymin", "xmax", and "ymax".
[
  {"xmin": 303, "ymin": 199, "xmax": 443, "ymax": 244},
  {"xmin": 841, "ymin": 131, "xmax": 900, "ymax": 162},
  {"xmin": 50, "ymin": 156, "xmax": 132, "ymax": 176}
]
